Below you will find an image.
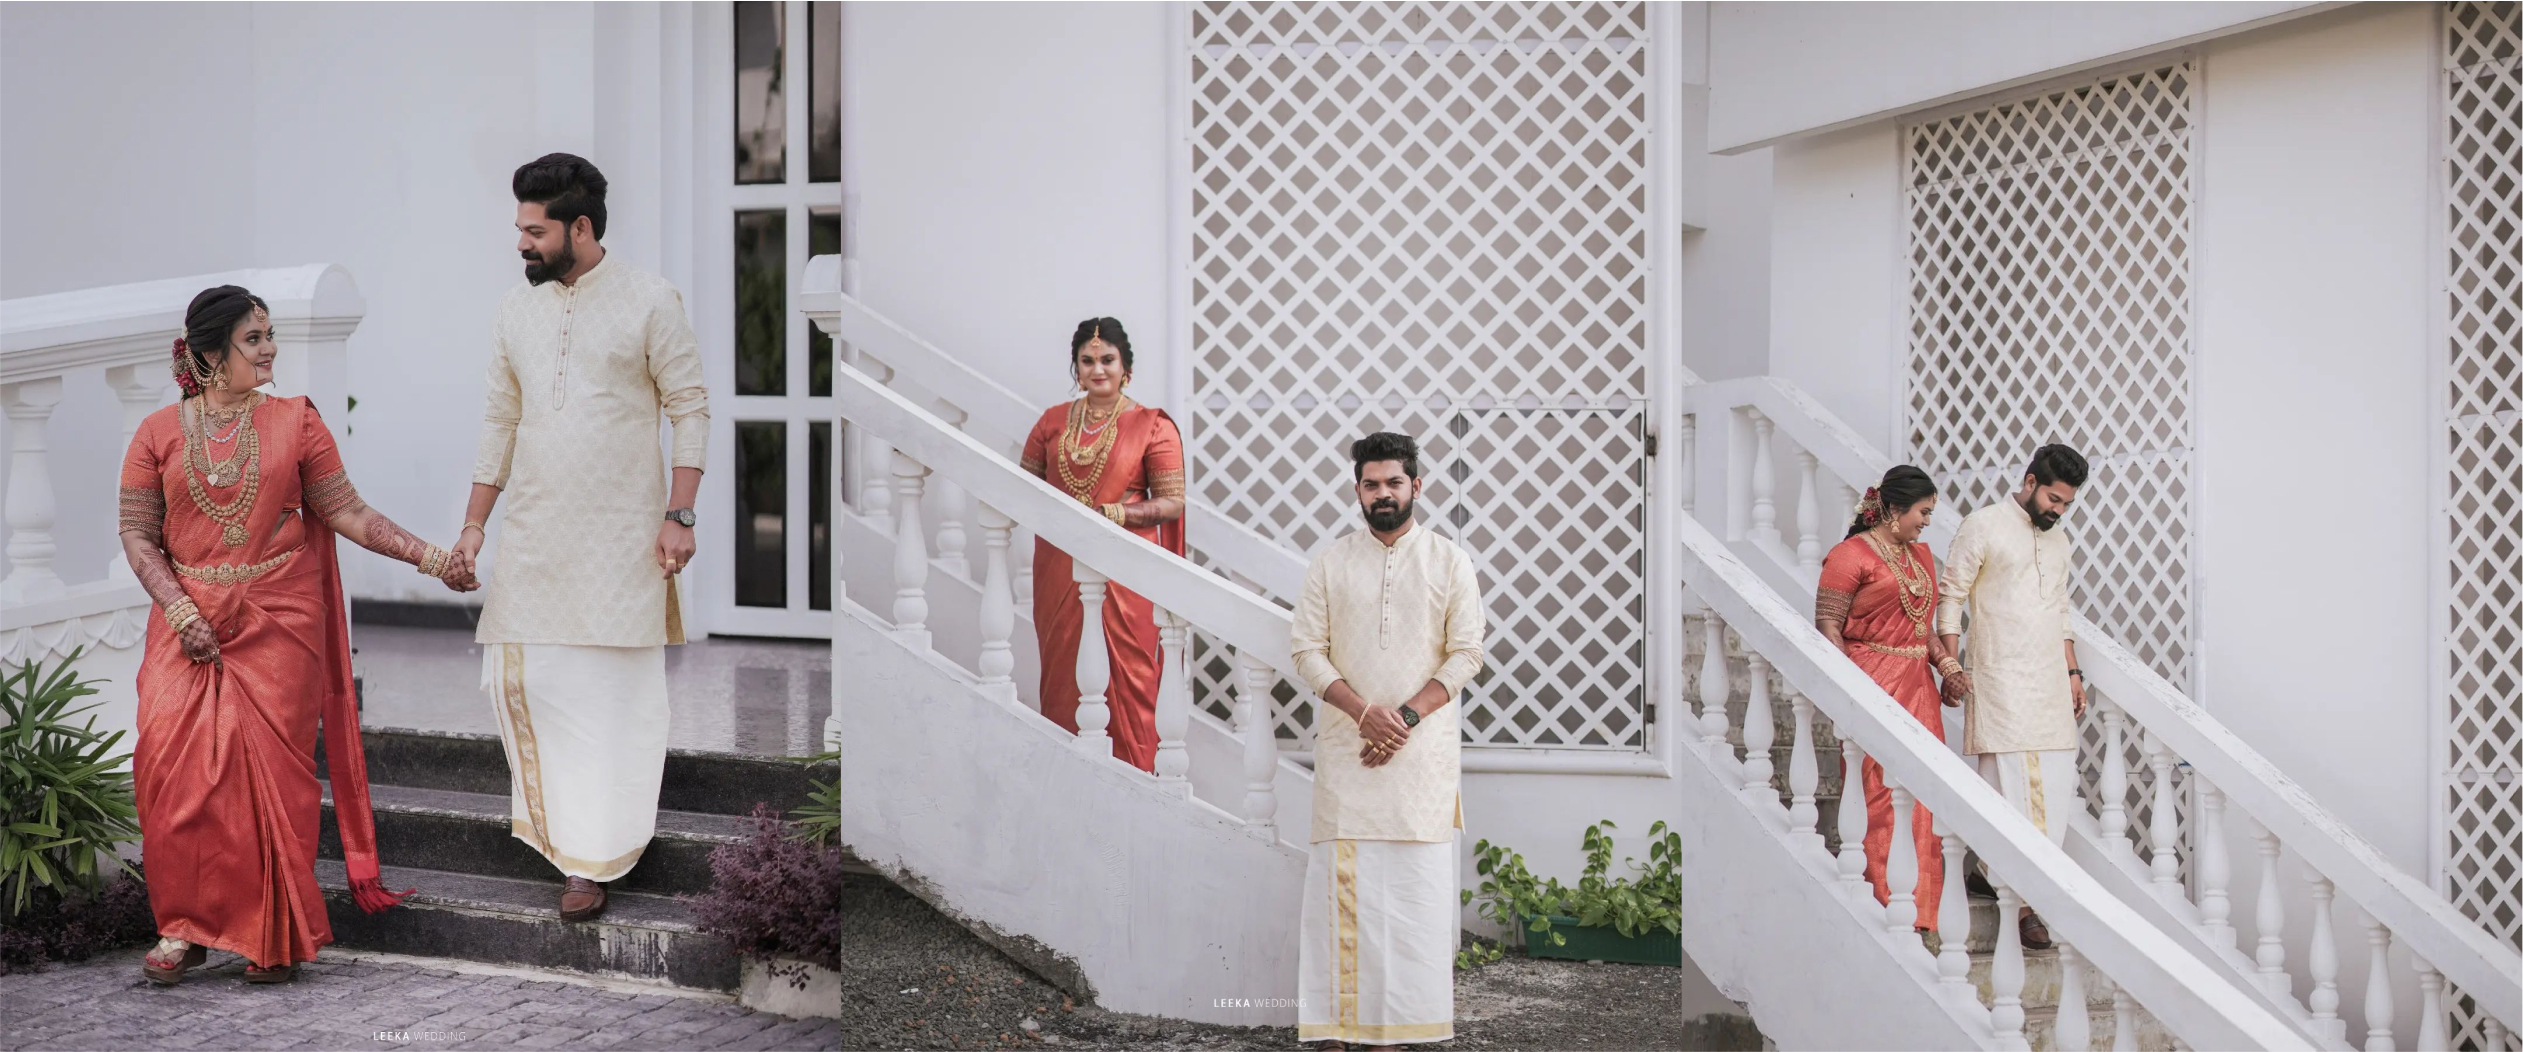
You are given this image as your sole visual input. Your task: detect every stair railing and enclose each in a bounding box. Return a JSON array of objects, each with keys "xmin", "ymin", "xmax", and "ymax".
[{"xmin": 1686, "ymin": 374, "xmax": 2521, "ymax": 1050}]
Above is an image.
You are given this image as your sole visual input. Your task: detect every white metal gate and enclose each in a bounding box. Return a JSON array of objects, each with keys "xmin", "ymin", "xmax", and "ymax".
[
  {"xmin": 1901, "ymin": 62, "xmax": 2200, "ymax": 865},
  {"xmin": 2441, "ymin": 4, "xmax": 2521, "ymax": 1047},
  {"xmin": 1185, "ymin": 0, "xmax": 1654, "ymax": 750}
]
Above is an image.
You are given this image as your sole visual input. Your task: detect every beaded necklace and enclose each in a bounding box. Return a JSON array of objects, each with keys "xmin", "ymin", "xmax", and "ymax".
[
  {"xmin": 1862, "ymin": 527, "xmax": 1933, "ymax": 639},
  {"xmin": 182, "ymin": 392, "xmax": 265, "ymax": 546}
]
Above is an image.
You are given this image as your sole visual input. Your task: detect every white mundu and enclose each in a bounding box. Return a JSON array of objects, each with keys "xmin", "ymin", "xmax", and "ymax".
[
  {"xmin": 1290, "ymin": 524, "xmax": 1485, "ymax": 1046},
  {"xmin": 1937, "ymin": 497, "xmax": 2078, "ymax": 844},
  {"xmin": 471, "ymin": 254, "xmax": 708, "ymax": 880}
]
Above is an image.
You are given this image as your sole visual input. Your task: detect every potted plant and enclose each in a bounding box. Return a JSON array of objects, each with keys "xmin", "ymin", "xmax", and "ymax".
[
  {"xmin": 1462, "ymin": 819, "xmax": 1681, "ymax": 966},
  {"xmin": 686, "ymin": 750, "xmax": 855, "ymax": 1016}
]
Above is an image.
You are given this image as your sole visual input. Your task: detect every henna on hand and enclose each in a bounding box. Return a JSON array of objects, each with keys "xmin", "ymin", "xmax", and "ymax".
[
  {"xmin": 1120, "ymin": 496, "xmax": 1185, "ymax": 530},
  {"xmin": 179, "ymin": 619, "xmax": 219, "ymax": 663}
]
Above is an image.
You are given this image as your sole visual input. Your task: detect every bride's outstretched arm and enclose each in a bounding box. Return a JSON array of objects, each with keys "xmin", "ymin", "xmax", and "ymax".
[{"xmin": 309, "ymin": 470, "xmax": 477, "ymax": 590}]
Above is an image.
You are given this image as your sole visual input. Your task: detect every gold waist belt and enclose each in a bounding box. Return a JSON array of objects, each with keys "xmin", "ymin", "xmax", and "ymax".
[
  {"xmin": 1860, "ymin": 641, "xmax": 1929, "ymax": 660},
  {"xmin": 176, "ymin": 548, "xmax": 298, "ymax": 585}
]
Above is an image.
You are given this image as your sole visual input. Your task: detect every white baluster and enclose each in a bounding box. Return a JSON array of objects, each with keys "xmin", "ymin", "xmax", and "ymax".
[
  {"xmin": 1235, "ymin": 644, "xmax": 1280, "ymax": 839},
  {"xmin": 1991, "ymin": 881, "xmax": 2029, "ymax": 1050},
  {"xmin": 2309, "ymin": 871, "xmax": 2343, "ymax": 1043},
  {"xmin": 2110, "ymin": 981, "xmax": 2139, "ymax": 1052},
  {"xmin": 2100, "ymin": 702, "xmax": 2133, "ymax": 852},
  {"xmin": 1013, "ymin": 524, "xmax": 1036, "ymax": 605},
  {"xmin": 2146, "ymin": 734, "xmax": 2182, "ymax": 901},
  {"xmin": 2363, "ymin": 916, "xmax": 2396, "ymax": 1052},
  {"xmin": 1676, "ymin": 414, "xmax": 1698, "ymax": 517},
  {"xmin": 1836, "ymin": 483, "xmax": 1858, "ymax": 546},
  {"xmin": 1794, "ymin": 448, "xmax": 1822, "ymax": 574},
  {"xmin": 1152, "ymin": 607, "xmax": 1192, "ymax": 795},
  {"xmin": 2197, "ymin": 775, "xmax": 2233, "ymax": 949},
  {"xmin": 863, "ymin": 439, "xmax": 896, "ymax": 534},
  {"xmin": 973, "ymin": 502, "xmax": 1018, "ymax": 704},
  {"xmin": 1838, "ymin": 736, "xmax": 1869, "ymax": 886},
  {"xmin": 2254, "ymin": 823, "xmax": 2291, "ymax": 1000},
  {"xmin": 2413, "ymin": 960, "xmax": 2448, "ymax": 1052},
  {"xmin": 1, "ymin": 377, "xmax": 67, "ymax": 603},
  {"xmin": 1885, "ymin": 781, "xmax": 1918, "ymax": 934},
  {"xmin": 888, "ymin": 452, "xmax": 931, "ymax": 647},
  {"xmin": 1936, "ymin": 818, "xmax": 1971, "ymax": 1002},
  {"xmin": 1741, "ymin": 654, "xmax": 1775, "ymax": 799},
  {"xmin": 932, "ymin": 474, "xmax": 969, "ymax": 579},
  {"xmin": 1072, "ymin": 563, "xmax": 1113, "ymax": 754},
  {"xmin": 2483, "ymin": 1019, "xmax": 2509, "ymax": 1052},
  {"xmin": 1747, "ymin": 409, "xmax": 1779, "ymax": 545},
  {"xmin": 1698, "ymin": 606, "xmax": 1732, "ymax": 756},
  {"xmin": 1788, "ymin": 690, "xmax": 1821, "ymax": 850},
  {"xmin": 2056, "ymin": 941, "xmax": 2093, "ymax": 1052},
  {"xmin": 104, "ymin": 364, "xmax": 170, "ymax": 582}
]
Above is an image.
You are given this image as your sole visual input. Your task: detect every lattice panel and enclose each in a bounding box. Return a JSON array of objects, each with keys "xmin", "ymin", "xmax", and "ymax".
[
  {"xmin": 1189, "ymin": 1, "xmax": 1654, "ymax": 750},
  {"xmin": 2443, "ymin": 7, "xmax": 2521, "ymax": 1046}
]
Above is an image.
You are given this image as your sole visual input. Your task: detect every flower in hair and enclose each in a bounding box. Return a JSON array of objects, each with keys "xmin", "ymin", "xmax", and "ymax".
[{"xmin": 171, "ymin": 337, "xmax": 204, "ymax": 398}]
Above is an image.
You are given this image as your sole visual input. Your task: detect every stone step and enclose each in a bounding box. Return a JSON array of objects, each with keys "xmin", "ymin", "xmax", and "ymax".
[
  {"xmin": 319, "ymin": 725, "xmax": 831, "ymax": 817},
  {"xmin": 313, "ymin": 858, "xmax": 741, "ymax": 991},
  {"xmin": 320, "ymin": 782, "xmax": 874, "ymax": 899}
]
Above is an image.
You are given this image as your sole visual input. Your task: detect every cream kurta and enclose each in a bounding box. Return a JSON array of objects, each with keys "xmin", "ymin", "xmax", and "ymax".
[
  {"xmin": 1291, "ymin": 525, "xmax": 1485, "ymax": 843},
  {"xmin": 472, "ymin": 256, "xmax": 709, "ymax": 647},
  {"xmin": 1936, "ymin": 498, "xmax": 2077, "ymax": 754}
]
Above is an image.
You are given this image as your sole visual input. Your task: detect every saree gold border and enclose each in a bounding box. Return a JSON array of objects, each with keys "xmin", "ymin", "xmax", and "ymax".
[
  {"xmin": 1334, "ymin": 840, "xmax": 1359, "ymax": 1034},
  {"xmin": 510, "ymin": 819, "xmax": 649, "ymax": 882},
  {"xmin": 498, "ymin": 644, "xmax": 555, "ymax": 857}
]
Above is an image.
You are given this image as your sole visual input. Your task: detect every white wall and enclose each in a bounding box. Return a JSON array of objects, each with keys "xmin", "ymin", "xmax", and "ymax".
[
  {"xmin": 1765, "ymin": 123, "xmax": 1902, "ymax": 454},
  {"xmin": 841, "ymin": 3, "xmax": 1176, "ymax": 415},
  {"xmin": 1704, "ymin": 0, "xmax": 2323, "ymax": 152}
]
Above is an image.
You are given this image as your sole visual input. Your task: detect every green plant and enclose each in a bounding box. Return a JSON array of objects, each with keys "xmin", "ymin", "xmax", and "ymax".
[
  {"xmin": 1, "ymin": 650, "xmax": 141, "ymax": 917},
  {"xmin": 1453, "ymin": 935, "xmax": 1507, "ymax": 970},
  {"xmin": 786, "ymin": 749, "xmax": 842, "ymax": 846},
  {"xmin": 1460, "ymin": 819, "xmax": 1682, "ymax": 945}
]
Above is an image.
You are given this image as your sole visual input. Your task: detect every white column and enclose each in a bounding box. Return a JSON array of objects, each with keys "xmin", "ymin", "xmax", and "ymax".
[
  {"xmin": 1788, "ymin": 690, "xmax": 1821, "ymax": 850},
  {"xmin": 2362, "ymin": 917, "xmax": 2396, "ymax": 1052},
  {"xmin": 1013, "ymin": 524, "xmax": 1036, "ymax": 607},
  {"xmin": 2056, "ymin": 941, "xmax": 2093, "ymax": 1052},
  {"xmin": 1793, "ymin": 448, "xmax": 1822, "ymax": 574},
  {"xmin": 1746, "ymin": 409, "xmax": 1779, "ymax": 546},
  {"xmin": 888, "ymin": 451, "xmax": 931, "ymax": 647},
  {"xmin": 1991, "ymin": 882, "xmax": 2029, "ymax": 1050},
  {"xmin": 1676, "ymin": 414, "xmax": 1698, "ymax": 517},
  {"xmin": 1837, "ymin": 736, "xmax": 1869, "ymax": 886},
  {"xmin": 1, "ymin": 377, "xmax": 67, "ymax": 602},
  {"xmin": 1885, "ymin": 781, "xmax": 1918, "ymax": 934},
  {"xmin": 1235, "ymin": 644, "xmax": 1280, "ymax": 839},
  {"xmin": 1697, "ymin": 607, "xmax": 1732, "ymax": 755},
  {"xmin": 2146, "ymin": 733, "xmax": 2182, "ymax": 901},
  {"xmin": 2197, "ymin": 775, "xmax": 2233, "ymax": 949},
  {"xmin": 2100, "ymin": 703, "xmax": 2133, "ymax": 853},
  {"xmin": 104, "ymin": 365, "xmax": 170, "ymax": 582},
  {"xmin": 1741, "ymin": 654, "xmax": 1775, "ymax": 798},
  {"xmin": 1152, "ymin": 607, "xmax": 1192, "ymax": 795},
  {"xmin": 973, "ymin": 502, "xmax": 1018, "ymax": 704},
  {"xmin": 2309, "ymin": 872, "xmax": 2343, "ymax": 1043},
  {"xmin": 1936, "ymin": 818, "xmax": 1970, "ymax": 1000},
  {"xmin": 2413, "ymin": 960, "xmax": 2448, "ymax": 1052},
  {"xmin": 2254, "ymin": 822, "xmax": 2291, "ymax": 1000},
  {"xmin": 1072, "ymin": 562, "xmax": 1113, "ymax": 754}
]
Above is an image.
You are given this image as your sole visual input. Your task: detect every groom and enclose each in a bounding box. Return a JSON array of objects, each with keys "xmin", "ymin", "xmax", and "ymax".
[{"xmin": 454, "ymin": 153, "xmax": 710, "ymax": 921}]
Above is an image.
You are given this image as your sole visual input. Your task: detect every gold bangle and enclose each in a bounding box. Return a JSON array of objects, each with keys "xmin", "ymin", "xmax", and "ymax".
[
  {"xmin": 461, "ymin": 521, "xmax": 486, "ymax": 535},
  {"xmin": 416, "ymin": 545, "xmax": 449, "ymax": 579},
  {"xmin": 163, "ymin": 597, "xmax": 200, "ymax": 635},
  {"xmin": 1102, "ymin": 503, "xmax": 1128, "ymax": 526}
]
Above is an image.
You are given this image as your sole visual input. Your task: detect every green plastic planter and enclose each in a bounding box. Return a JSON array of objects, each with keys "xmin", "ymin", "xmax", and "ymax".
[{"xmin": 1521, "ymin": 915, "xmax": 1682, "ymax": 966}]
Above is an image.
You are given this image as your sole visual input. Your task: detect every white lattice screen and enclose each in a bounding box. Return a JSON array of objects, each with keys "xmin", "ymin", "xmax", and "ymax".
[
  {"xmin": 1901, "ymin": 63, "xmax": 2200, "ymax": 864},
  {"xmin": 2443, "ymin": 4, "xmax": 2521, "ymax": 1047},
  {"xmin": 1186, "ymin": 1, "xmax": 1653, "ymax": 749}
]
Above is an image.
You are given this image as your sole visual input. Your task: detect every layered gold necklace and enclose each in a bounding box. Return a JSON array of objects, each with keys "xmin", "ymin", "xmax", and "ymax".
[
  {"xmin": 1053, "ymin": 396, "xmax": 1128, "ymax": 503},
  {"xmin": 182, "ymin": 391, "xmax": 265, "ymax": 546},
  {"xmin": 1862, "ymin": 526, "xmax": 1933, "ymax": 639}
]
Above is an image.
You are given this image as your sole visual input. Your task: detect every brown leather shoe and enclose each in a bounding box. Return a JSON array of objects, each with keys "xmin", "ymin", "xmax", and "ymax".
[
  {"xmin": 2019, "ymin": 910, "xmax": 2054, "ymax": 951},
  {"xmin": 560, "ymin": 876, "xmax": 607, "ymax": 922}
]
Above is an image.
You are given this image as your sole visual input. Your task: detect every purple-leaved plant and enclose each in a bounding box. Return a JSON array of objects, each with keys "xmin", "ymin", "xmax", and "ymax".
[
  {"xmin": 0, "ymin": 872, "xmax": 156, "ymax": 975},
  {"xmin": 684, "ymin": 804, "xmax": 853, "ymax": 979}
]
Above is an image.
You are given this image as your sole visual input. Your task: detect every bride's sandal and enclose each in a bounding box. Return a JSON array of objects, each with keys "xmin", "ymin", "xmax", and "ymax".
[
  {"xmin": 244, "ymin": 962, "xmax": 298, "ymax": 984},
  {"xmin": 141, "ymin": 938, "xmax": 207, "ymax": 985}
]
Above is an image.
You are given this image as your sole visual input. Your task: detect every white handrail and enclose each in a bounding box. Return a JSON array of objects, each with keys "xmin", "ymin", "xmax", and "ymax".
[
  {"xmin": 1686, "ymin": 374, "xmax": 2523, "ymax": 1034},
  {"xmin": 799, "ymin": 257, "xmax": 1307, "ymax": 600},
  {"xmin": 1676, "ymin": 510, "xmax": 2302, "ymax": 1050}
]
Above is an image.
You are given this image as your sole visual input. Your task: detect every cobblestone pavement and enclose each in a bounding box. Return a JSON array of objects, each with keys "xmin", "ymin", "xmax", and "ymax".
[{"xmin": 2, "ymin": 945, "xmax": 1754, "ymax": 1051}]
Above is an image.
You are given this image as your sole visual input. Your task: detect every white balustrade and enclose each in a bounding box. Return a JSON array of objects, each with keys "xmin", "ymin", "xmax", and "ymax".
[
  {"xmin": 1741, "ymin": 653, "xmax": 1775, "ymax": 798},
  {"xmin": 1788, "ymin": 690, "xmax": 1820, "ymax": 848},
  {"xmin": 1837, "ymin": 736, "xmax": 1869, "ymax": 886},
  {"xmin": 1886, "ymin": 781, "xmax": 1919, "ymax": 934},
  {"xmin": 1698, "ymin": 605, "xmax": 1731, "ymax": 755},
  {"xmin": 932, "ymin": 473, "xmax": 970, "ymax": 579},
  {"xmin": 1747, "ymin": 409, "xmax": 1779, "ymax": 546},
  {"xmin": 2362, "ymin": 917, "xmax": 2395, "ymax": 1052},
  {"xmin": 2197, "ymin": 776, "xmax": 2234, "ymax": 949},
  {"xmin": 1794, "ymin": 448, "xmax": 1822, "ymax": 574},
  {"xmin": 1676, "ymin": 414, "xmax": 1697, "ymax": 516},
  {"xmin": 2101, "ymin": 702, "xmax": 2133, "ymax": 850},
  {"xmin": 1991, "ymin": 882, "xmax": 2030, "ymax": 1049},
  {"xmin": 2254, "ymin": 823, "xmax": 2291, "ymax": 999},
  {"xmin": 1, "ymin": 377, "xmax": 65, "ymax": 602},
  {"xmin": 889, "ymin": 451, "xmax": 932, "ymax": 646},
  {"xmin": 2414, "ymin": 962, "xmax": 2448, "ymax": 1051},
  {"xmin": 2309, "ymin": 873, "xmax": 2343, "ymax": 1043},
  {"xmin": 1013, "ymin": 523, "xmax": 1036, "ymax": 606},
  {"xmin": 1151, "ymin": 606, "xmax": 1192, "ymax": 795},
  {"xmin": 2146, "ymin": 735, "xmax": 2182, "ymax": 899},
  {"xmin": 2112, "ymin": 982, "xmax": 2141, "ymax": 1051},
  {"xmin": 1234, "ymin": 642, "xmax": 1279, "ymax": 839},
  {"xmin": 2059, "ymin": 941, "xmax": 2094, "ymax": 1052},
  {"xmin": 1072, "ymin": 563, "xmax": 1113, "ymax": 753},
  {"xmin": 1937, "ymin": 820, "xmax": 1971, "ymax": 1001},
  {"xmin": 973, "ymin": 502, "xmax": 1018, "ymax": 704},
  {"xmin": 104, "ymin": 364, "xmax": 170, "ymax": 582}
]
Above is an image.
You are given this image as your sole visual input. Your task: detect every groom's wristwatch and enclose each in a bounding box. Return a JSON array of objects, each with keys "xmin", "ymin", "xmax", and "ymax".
[
  {"xmin": 1398, "ymin": 705, "xmax": 1421, "ymax": 728},
  {"xmin": 664, "ymin": 508, "xmax": 696, "ymax": 528}
]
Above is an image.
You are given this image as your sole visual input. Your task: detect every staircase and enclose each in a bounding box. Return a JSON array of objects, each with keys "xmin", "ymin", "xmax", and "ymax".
[{"xmin": 311, "ymin": 727, "xmax": 839, "ymax": 991}]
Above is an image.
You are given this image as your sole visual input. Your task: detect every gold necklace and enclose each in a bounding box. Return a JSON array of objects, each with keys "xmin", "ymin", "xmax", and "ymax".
[
  {"xmin": 1054, "ymin": 397, "xmax": 1127, "ymax": 501},
  {"xmin": 182, "ymin": 393, "xmax": 264, "ymax": 545},
  {"xmin": 1863, "ymin": 527, "xmax": 1933, "ymax": 639}
]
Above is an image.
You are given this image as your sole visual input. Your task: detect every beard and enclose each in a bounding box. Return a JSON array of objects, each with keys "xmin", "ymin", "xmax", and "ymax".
[
  {"xmin": 522, "ymin": 241, "xmax": 576, "ymax": 286},
  {"xmin": 1362, "ymin": 496, "xmax": 1413, "ymax": 532},
  {"xmin": 2019, "ymin": 493, "xmax": 2061, "ymax": 531}
]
